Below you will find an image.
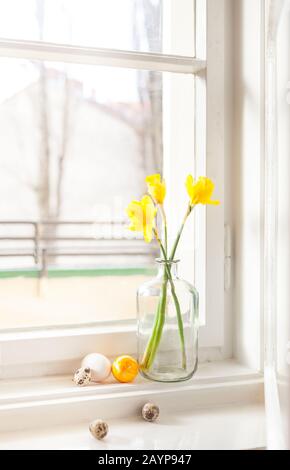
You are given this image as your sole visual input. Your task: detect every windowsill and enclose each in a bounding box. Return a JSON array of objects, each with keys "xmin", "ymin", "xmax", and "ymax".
[
  {"xmin": 0, "ymin": 402, "xmax": 266, "ymax": 450},
  {"xmin": 0, "ymin": 359, "xmax": 262, "ymax": 403},
  {"xmin": 0, "ymin": 359, "xmax": 264, "ymax": 430},
  {"xmin": 0, "ymin": 359, "xmax": 265, "ymax": 450},
  {"xmin": 0, "ymin": 323, "xmax": 265, "ymax": 447}
]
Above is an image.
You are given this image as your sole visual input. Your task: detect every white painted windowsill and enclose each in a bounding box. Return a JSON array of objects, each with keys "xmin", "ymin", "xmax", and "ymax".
[{"xmin": 0, "ymin": 360, "xmax": 266, "ymax": 450}]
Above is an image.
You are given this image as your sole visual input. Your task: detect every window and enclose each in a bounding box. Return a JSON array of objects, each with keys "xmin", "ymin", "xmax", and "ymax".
[
  {"xmin": 0, "ymin": 0, "xmax": 226, "ymax": 374},
  {"xmin": 0, "ymin": 0, "xmax": 195, "ymax": 55},
  {"xmin": 0, "ymin": 59, "xmax": 164, "ymax": 328}
]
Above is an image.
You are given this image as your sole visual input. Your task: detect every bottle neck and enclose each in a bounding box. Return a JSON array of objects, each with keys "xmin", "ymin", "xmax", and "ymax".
[{"xmin": 156, "ymin": 260, "xmax": 179, "ymax": 279}]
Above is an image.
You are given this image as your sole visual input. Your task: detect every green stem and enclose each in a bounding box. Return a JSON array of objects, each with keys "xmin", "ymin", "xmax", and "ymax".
[
  {"xmin": 141, "ymin": 271, "xmax": 168, "ymax": 369},
  {"xmin": 168, "ymin": 277, "xmax": 187, "ymax": 369},
  {"xmin": 145, "ymin": 276, "xmax": 167, "ymax": 369},
  {"xmin": 141, "ymin": 287, "xmax": 163, "ymax": 368},
  {"xmin": 160, "ymin": 204, "xmax": 168, "ymax": 256},
  {"xmin": 141, "ymin": 229, "xmax": 187, "ymax": 371},
  {"xmin": 159, "ymin": 243, "xmax": 186, "ymax": 370},
  {"xmin": 169, "ymin": 204, "xmax": 192, "ymax": 262},
  {"xmin": 164, "ymin": 224, "xmax": 168, "ymax": 255}
]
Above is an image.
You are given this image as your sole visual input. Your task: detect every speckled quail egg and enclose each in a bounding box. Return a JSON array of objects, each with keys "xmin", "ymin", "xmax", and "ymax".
[
  {"xmin": 89, "ymin": 419, "xmax": 108, "ymax": 440},
  {"xmin": 142, "ymin": 402, "xmax": 160, "ymax": 422},
  {"xmin": 73, "ymin": 367, "xmax": 92, "ymax": 386}
]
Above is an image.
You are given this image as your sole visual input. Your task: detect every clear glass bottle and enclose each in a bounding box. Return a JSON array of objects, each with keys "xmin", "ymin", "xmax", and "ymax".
[{"xmin": 137, "ymin": 259, "xmax": 199, "ymax": 382}]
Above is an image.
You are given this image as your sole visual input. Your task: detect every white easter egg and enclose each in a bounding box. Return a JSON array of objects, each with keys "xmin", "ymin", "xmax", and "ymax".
[{"xmin": 81, "ymin": 353, "xmax": 111, "ymax": 383}]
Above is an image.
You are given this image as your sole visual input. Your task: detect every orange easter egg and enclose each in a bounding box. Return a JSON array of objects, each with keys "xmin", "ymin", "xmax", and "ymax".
[{"xmin": 112, "ymin": 355, "xmax": 139, "ymax": 383}]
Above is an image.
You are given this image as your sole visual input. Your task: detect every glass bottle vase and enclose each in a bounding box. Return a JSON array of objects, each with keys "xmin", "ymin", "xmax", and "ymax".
[{"xmin": 137, "ymin": 259, "xmax": 199, "ymax": 382}]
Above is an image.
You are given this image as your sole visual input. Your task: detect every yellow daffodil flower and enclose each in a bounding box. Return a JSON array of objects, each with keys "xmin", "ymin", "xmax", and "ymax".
[
  {"xmin": 126, "ymin": 195, "xmax": 157, "ymax": 243},
  {"xmin": 186, "ymin": 175, "xmax": 220, "ymax": 206},
  {"xmin": 146, "ymin": 174, "xmax": 166, "ymax": 205}
]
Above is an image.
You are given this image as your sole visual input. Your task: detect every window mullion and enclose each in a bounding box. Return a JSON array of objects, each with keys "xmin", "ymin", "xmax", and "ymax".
[{"xmin": 0, "ymin": 38, "xmax": 206, "ymax": 74}]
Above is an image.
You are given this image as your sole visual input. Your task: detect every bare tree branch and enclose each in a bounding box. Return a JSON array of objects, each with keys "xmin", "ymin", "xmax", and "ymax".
[
  {"xmin": 55, "ymin": 73, "xmax": 70, "ymax": 217},
  {"xmin": 133, "ymin": 0, "xmax": 163, "ymax": 175}
]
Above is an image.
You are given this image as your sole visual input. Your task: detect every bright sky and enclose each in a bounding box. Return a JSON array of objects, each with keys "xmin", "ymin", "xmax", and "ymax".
[
  {"xmin": 0, "ymin": 0, "xmax": 137, "ymax": 47},
  {"xmin": 0, "ymin": 0, "xmax": 161, "ymax": 104}
]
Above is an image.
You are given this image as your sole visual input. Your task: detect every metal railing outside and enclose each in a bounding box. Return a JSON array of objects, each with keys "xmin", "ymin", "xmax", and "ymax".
[{"xmin": 0, "ymin": 220, "xmax": 158, "ymax": 276}]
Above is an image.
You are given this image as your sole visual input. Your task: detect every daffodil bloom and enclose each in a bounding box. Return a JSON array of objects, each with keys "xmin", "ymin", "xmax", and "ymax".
[
  {"xmin": 125, "ymin": 173, "xmax": 220, "ymax": 373},
  {"xmin": 126, "ymin": 195, "xmax": 157, "ymax": 243},
  {"xmin": 146, "ymin": 174, "xmax": 166, "ymax": 205},
  {"xmin": 186, "ymin": 175, "xmax": 220, "ymax": 206}
]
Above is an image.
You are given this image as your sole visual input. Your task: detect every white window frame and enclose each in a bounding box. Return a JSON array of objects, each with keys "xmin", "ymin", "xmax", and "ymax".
[
  {"xmin": 195, "ymin": 0, "xmax": 225, "ymax": 348},
  {"xmin": 0, "ymin": 0, "xmax": 227, "ymax": 379}
]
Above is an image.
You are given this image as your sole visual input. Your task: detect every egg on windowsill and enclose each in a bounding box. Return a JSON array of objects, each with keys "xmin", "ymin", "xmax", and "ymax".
[
  {"xmin": 112, "ymin": 355, "xmax": 139, "ymax": 383},
  {"xmin": 81, "ymin": 353, "xmax": 111, "ymax": 383},
  {"xmin": 73, "ymin": 367, "xmax": 92, "ymax": 386},
  {"xmin": 89, "ymin": 419, "xmax": 109, "ymax": 440},
  {"xmin": 142, "ymin": 402, "xmax": 160, "ymax": 422}
]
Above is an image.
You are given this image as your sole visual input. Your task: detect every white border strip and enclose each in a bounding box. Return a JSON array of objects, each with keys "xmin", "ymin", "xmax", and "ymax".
[{"xmin": 0, "ymin": 38, "xmax": 206, "ymax": 74}]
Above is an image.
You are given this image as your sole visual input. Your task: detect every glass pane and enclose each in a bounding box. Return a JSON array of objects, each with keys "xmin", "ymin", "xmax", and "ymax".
[
  {"xmin": 0, "ymin": 57, "xmax": 194, "ymax": 330},
  {"xmin": 0, "ymin": 0, "xmax": 195, "ymax": 56}
]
